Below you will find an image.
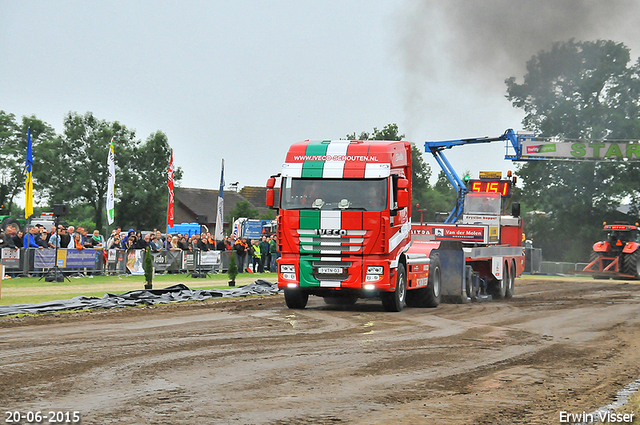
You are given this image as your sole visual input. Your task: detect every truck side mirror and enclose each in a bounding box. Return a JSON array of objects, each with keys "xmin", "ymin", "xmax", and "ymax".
[
  {"xmin": 395, "ymin": 178, "xmax": 409, "ymax": 209},
  {"xmin": 266, "ymin": 177, "xmax": 276, "ymax": 189},
  {"xmin": 397, "ymin": 190, "xmax": 409, "ymax": 209},
  {"xmin": 266, "ymin": 178, "xmax": 276, "ymax": 208},
  {"xmin": 266, "ymin": 189, "xmax": 274, "ymax": 208}
]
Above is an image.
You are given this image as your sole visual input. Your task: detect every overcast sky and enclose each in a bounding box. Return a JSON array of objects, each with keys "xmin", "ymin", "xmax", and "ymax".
[{"xmin": 2, "ymin": 1, "xmax": 639, "ymax": 197}]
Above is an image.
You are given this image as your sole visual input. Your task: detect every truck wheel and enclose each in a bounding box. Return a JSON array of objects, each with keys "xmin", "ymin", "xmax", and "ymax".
[
  {"xmin": 623, "ymin": 251, "xmax": 640, "ymax": 278},
  {"xmin": 406, "ymin": 256, "xmax": 442, "ymax": 307},
  {"xmin": 284, "ymin": 289, "xmax": 308, "ymax": 309},
  {"xmin": 491, "ymin": 262, "xmax": 508, "ymax": 300},
  {"xmin": 381, "ymin": 263, "xmax": 406, "ymax": 312},
  {"xmin": 505, "ymin": 260, "xmax": 516, "ymax": 299},
  {"xmin": 465, "ymin": 265, "xmax": 476, "ymax": 301},
  {"xmin": 424, "ymin": 256, "xmax": 441, "ymax": 307}
]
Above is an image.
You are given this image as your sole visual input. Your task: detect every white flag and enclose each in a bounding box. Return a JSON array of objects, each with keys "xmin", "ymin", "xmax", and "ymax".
[
  {"xmin": 106, "ymin": 138, "xmax": 115, "ymax": 225},
  {"xmin": 214, "ymin": 159, "xmax": 225, "ymax": 241}
]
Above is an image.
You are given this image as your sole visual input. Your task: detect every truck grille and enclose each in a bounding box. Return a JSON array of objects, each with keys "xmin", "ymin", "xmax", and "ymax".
[{"xmin": 297, "ymin": 229, "xmax": 366, "ymax": 254}]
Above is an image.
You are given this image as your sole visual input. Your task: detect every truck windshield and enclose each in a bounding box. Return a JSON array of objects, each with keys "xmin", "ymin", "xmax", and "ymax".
[
  {"xmin": 280, "ymin": 178, "xmax": 388, "ymax": 211},
  {"xmin": 464, "ymin": 193, "xmax": 501, "ymax": 215}
]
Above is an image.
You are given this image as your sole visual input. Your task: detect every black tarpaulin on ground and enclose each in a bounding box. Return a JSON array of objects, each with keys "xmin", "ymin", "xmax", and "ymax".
[{"xmin": 0, "ymin": 280, "xmax": 280, "ymax": 317}]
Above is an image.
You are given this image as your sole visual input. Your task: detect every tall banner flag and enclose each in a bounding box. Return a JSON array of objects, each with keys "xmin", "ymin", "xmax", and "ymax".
[
  {"xmin": 25, "ymin": 128, "xmax": 33, "ymax": 219},
  {"xmin": 167, "ymin": 150, "xmax": 175, "ymax": 228},
  {"xmin": 106, "ymin": 138, "xmax": 116, "ymax": 225},
  {"xmin": 214, "ymin": 159, "xmax": 225, "ymax": 241}
]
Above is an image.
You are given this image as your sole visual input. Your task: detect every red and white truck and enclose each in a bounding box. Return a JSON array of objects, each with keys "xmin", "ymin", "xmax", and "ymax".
[{"xmin": 265, "ymin": 138, "xmax": 525, "ymax": 311}]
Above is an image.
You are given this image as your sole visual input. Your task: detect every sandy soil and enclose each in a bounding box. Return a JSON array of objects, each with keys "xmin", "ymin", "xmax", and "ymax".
[{"xmin": 1, "ymin": 276, "xmax": 639, "ymax": 424}]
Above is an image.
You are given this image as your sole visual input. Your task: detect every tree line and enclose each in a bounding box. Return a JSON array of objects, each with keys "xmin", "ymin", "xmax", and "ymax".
[{"xmin": 0, "ymin": 111, "xmax": 183, "ymax": 232}]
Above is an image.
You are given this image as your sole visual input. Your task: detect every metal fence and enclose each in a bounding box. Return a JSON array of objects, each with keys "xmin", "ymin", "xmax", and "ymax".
[
  {"xmin": 1, "ymin": 248, "xmax": 231, "ymax": 277},
  {"xmin": 539, "ymin": 261, "xmax": 590, "ymax": 275}
]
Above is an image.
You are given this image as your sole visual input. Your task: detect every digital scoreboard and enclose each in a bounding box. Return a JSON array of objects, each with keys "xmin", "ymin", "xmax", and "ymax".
[{"xmin": 467, "ymin": 179, "xmax": 512, "ymax": 197}]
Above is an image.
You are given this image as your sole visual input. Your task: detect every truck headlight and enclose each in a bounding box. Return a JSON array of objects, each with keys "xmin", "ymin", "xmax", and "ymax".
[
  {"xmin": 367, "ymin": 266, "xmax": 383, "ymax": 275},
  {"xmin": 280, "ymin": 264, "xmax": 295, "ymax": 273}
]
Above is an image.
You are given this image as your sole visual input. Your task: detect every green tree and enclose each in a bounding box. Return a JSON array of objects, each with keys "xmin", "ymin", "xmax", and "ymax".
[
  {"xmin": 0, "ymin": 111, "xmax": 20, "ymax": 213},
  {"xmin": 0, "ymin": 112, "xmax": 57, "ymax": 216},
  {"xmin": 506, "ymin": 40, "xmax": 640, "ymax": 261},
  {"xmin": 0, "ymin": 110, "xmax": 183, "ymax": 232},
  {"xmin": 33, "ymin": 112, "xmax": 182, "ymax": 233},
  {"xmin": 228, "ymin": 200, "xmax": 259, "ymax": 221},
  {"xmin": 117, "ymin": 131, "xmax": 183, "ymax": 231},
  {"xmin": 35, "ymin": 111, "xmax": 140, "ymax": 231}
]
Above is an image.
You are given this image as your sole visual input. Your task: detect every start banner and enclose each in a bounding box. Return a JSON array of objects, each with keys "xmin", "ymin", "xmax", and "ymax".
[{"xmin": 521, "ymin": 141, "xmax": 640, "ymax": 160}]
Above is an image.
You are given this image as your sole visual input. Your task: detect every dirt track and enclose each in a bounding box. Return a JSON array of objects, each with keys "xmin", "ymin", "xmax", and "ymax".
[{"xmin": 1, "ymin": 276, "xmax": 640, "ymax": 425}]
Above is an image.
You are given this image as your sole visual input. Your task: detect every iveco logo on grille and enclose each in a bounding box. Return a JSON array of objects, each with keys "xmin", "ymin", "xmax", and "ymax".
[{"xmin": 315, "ymin": 229, "xmax": 347, "ymax": 236}]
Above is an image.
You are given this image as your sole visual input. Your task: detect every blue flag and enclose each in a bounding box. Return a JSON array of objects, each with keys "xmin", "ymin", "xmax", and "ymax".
[{"xmin": 25, "ymin": 128, "xmax": 33, "ymax": 219}]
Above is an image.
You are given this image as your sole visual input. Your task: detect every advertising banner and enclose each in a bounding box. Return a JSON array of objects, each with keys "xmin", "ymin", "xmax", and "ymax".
[
  {"xmin": 1, "ymin": 248, "xmax": 21, "ymax": 269},
  {"xmin": 65, "ymin": 249, "xmax": 102, "ymax": 268},
  {"xmin": 126, "ymin": 250, "xmax": 144, "ymax": 275},
  {"xmin": 107, "ymin": 249, "xmax": 126, "ymax": 274},
  {"xmin": 34, "ymin": 249, "xmax": 55, "ymax": 268},
  {"xmin": 411, "ymin": 224, "xmax": 488, "ymax": 243},
  {"xmin": 182, "ymin": 251, "xmax": 195, "ymax": 270},
  {"xmin": 34, "ymin": 249, "xmax": 102, "ymax": 269},
  {"xmin": 151, "ymin": 250, "xmax": 182, "ymax": 272},
  {"xmin": 521, "ymin": 140, "xmax": 640, "ymax": 160},
  {"xmin": 200, "ymin": 251, "xmax": 221, "ymax": 267}
]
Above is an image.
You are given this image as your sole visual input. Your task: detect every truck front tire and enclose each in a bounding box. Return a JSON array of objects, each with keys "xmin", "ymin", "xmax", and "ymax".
[
  {"xmin": 382, "ymin": 263, "xmax": 406, "ymax": 312},
  {"xmin": 284, "ymin": 289, "xmax": 308, "ymax": 309}
]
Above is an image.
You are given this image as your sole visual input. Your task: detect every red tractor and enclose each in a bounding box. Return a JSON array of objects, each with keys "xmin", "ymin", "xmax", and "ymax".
[{"xmin": 584, "ymin": 222, "xmax": 640, "ymax": 279}]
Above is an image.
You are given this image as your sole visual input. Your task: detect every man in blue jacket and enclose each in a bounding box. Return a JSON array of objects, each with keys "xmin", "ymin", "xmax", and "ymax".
[{"xmin": 23, "ymin": 226, "xmax": 44, "ymax": 249}]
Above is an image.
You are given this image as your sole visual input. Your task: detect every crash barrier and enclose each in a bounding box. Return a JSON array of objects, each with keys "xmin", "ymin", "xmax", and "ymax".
[
  {"xmin": 539, "ymin": 261, "xmax": 589, "ymax": 275},
  {"xmin": 0, "ymin": 248, "xmax": 224, "ymax": 277}
]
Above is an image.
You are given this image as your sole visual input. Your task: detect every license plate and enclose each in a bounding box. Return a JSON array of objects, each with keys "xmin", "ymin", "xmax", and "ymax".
[{"xmin": 318, "ymin": 267, "xmax": 343, "ymax": 274}]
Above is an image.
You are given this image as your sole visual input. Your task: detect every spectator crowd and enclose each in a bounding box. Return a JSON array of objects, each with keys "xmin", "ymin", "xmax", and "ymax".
[{"xmin": 0, "ymin": 223, "xmax": 280, "ymax": 273}]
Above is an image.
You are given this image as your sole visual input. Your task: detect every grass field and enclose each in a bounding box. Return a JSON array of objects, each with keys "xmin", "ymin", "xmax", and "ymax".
[{"xmin": 0, "ymin": 272, "xmax": 278, "ymax": 305}]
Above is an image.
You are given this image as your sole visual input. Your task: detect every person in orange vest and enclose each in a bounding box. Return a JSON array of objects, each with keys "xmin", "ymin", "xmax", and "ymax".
[{"xmin": 234, "ymin": 237, "xmax": 248, "ymax": 273}]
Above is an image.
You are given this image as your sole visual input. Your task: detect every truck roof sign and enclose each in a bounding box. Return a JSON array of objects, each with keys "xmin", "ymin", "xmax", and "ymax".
[{"xmin": 282, "ymin": 140, "xmax": 408, "ymax": 179}]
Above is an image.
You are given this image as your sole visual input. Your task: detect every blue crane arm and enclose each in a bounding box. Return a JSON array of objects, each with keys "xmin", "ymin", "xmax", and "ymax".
[{"xmin": 424, "ymin": 129, "xmax": 523, "ymax": 223}]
